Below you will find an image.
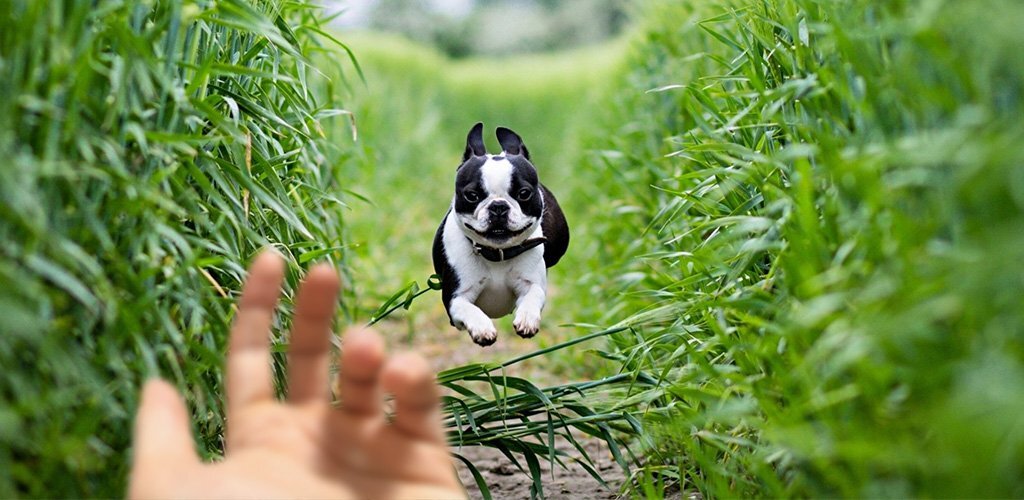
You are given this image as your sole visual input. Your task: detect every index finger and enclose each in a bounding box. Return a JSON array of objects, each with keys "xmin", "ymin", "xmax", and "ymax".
[{"xmin": 226, "ymin": 250, "xmax": 285, "ymax": 420}]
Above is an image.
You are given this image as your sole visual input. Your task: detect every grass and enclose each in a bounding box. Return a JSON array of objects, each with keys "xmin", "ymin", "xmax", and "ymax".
[
  {"xmin": 578, "ymin": 0, "xmax": 1024, "ymax": 496},
  {"xmin": 0, "ymin": 0, "xmax": 352, "ymax": 496},
  {"xmin": 0, "ymin": 3, "xmax": 641, "ymax": 497},
  {"xmin": 329, "ymin": 31, "xmax": 646, "ymax": 498},
  {"xmin": 324, "ymin": 1, "xmax": 1024, "ymax": 495},
  {"xmin": 5, "ymin": 0, "xmax": 1024, "ymax": 497},
  {"xmin": 439, "ymin": 325, "xmax": 649, "ymax": 499}
]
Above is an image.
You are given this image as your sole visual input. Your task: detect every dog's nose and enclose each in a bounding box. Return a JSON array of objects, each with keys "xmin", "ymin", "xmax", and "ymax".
[{"xmin": 488, "ymin": 200, "xmax": 510, "ymax": 217}]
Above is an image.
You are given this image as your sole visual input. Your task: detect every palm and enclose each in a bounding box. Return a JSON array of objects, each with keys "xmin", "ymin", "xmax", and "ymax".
[
  {"xmin": 130, "ymin": 252, "xmax": 464, "ymax": 499},
  {"xmin": 220, "ymin": 402, "xmax": 458, "ymax": 498}
]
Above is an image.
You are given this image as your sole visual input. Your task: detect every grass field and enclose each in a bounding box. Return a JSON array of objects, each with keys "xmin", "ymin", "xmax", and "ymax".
[
  {"xmin": 337, "ymin": 0, "xmax": 1024, "ymax": 497},
  {"xmin": 3, "ymin": 0, "xmax": 1023, "ymax": 497},
  {"xmin": 0, "ymin": 0, "xmax": 352, "ymax": 495},
  {"xmin": 579, "ymin": 0, "xmax": 1024, "ymax": 497}
]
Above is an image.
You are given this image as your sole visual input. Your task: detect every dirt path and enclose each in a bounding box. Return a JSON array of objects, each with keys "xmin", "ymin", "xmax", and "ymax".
[
  {"xmin": 455, "ymin": 438, "xmax": 625, "ymax": 499},
  {"xmin": 374, "ymin": 302, "xmax": 628, "ymax": 499}
]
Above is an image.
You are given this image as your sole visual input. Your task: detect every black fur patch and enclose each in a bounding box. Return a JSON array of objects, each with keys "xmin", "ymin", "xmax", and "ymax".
[
  {"xmin": 540, "ymin": 185, "xmax": 569, "ymax": 268},
  {"xmin": 432, "ymin": 209, "xmax": 460, "ymax": 325},
  {"xmin": 508, "ymin": 155, "xmax": 543, "ymax": 219},
  {"xmin": 454, "ymin": 156, "xmax": 487, "ymax": 215}
]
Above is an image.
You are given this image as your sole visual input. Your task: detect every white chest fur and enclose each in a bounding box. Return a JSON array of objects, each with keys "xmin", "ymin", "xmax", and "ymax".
[{"xmin": 441, "ymin": 210, "xmax": 548, "ymax": 318}]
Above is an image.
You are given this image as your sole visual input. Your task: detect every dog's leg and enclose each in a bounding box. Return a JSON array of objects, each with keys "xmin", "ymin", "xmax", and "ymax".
[
  {"xmin": 512, "ymin": 280, "xmax": 546, "ymax": 338},
  {"xmin": 449, "ymin": 296, "xmax": 498, "ymax": 346}
]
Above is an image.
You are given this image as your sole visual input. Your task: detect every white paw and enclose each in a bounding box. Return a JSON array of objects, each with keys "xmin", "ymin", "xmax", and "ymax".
[
  {"xmin": 467, "ymin": 322, "xmax": 497, "ymax": 346},
  {"xmin": 457, "ymin": 313, "xmax": 497, "ymax": 346},
  {"xmin": 513, "ymin": 308, "xmax": 541, "ymax": 338}
]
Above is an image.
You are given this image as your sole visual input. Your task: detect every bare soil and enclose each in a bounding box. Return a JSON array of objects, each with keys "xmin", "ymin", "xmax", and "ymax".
[
  {"xmin": 455, "ymin": 438, "xmax": 626, "ymax": 499},
  {"xmin": 376, "ymin": 302, "xmax": 628, "ymax": 499}
]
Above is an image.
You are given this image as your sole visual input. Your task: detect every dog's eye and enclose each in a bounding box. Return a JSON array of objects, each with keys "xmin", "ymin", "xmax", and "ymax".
[
  {"xmin": 516, "ymin": 188, "xmax": 533, "ymax": 201},
  {"xmin": 464, "ymin": 190, "xmax": 481, "ymax": 203}
]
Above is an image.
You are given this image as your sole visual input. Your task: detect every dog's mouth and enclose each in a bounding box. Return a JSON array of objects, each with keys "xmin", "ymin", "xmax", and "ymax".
[{"xmin": 465, "ymin": 223, "xmax": 529, "ymax": 241}]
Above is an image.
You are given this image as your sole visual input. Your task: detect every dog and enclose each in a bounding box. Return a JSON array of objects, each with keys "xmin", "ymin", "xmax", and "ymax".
[{"xmin": 432, "ymin": 123, "xmax": 569, "ymax": 346}]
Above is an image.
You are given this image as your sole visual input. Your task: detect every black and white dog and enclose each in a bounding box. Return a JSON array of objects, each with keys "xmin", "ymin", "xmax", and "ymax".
[{"xmin": 432, "ymin": 123, "xmax": 569, "ymax": 346}]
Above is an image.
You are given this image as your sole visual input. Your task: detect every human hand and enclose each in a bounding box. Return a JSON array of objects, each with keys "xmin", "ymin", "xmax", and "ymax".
[{"xmin": 129, "ymin": 251, "xmax": 465, "ymax": 499}]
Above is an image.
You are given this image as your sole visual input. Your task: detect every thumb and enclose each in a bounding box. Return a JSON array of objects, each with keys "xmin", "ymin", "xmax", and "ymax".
[{"xmin": 131, "ymin": 379, "xmax": 198, "ymax": 474}]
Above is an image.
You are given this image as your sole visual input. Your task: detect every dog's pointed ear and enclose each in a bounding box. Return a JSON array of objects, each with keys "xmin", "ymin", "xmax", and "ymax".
[
  {"xmin": 496, "ymin": 126, "xmax": 530, "ymax": 160},
  {"xmin": 463, "ymin": 122, "xmax": 486, "ymax": 161}
]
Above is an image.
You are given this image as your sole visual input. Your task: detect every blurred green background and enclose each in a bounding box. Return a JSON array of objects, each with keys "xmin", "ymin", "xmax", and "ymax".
[{"xmin": 333, "ymin": 0, "xmax": 628, "ymax": 57}]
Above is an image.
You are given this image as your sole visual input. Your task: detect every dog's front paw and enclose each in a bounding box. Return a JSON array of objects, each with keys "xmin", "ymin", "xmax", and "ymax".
[
  {"xmin": 464, "ymin": 317, "xmax": 498, "ymax": 346},
  {"xmin": 451, "ymin": 301, "xmax": 498, "ymax": 347},
  {"xmin": 468, "ymin": 325, "xmax": 498, "ymax": 346},
  {"xmin": 513, "ymin": 309, "xmax": 541, "ymax": 338}
]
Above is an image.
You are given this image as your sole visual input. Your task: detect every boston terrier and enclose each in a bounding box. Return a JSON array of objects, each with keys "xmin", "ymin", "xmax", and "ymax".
[{"xmin": 432, "ymin": 123, "xmax": 569, "ymax": 346}]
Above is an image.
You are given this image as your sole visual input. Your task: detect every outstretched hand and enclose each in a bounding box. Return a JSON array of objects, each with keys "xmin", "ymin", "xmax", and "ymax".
[{"xmin": 129, "ymin": 251, "xmax": 465, "ymax": 499}]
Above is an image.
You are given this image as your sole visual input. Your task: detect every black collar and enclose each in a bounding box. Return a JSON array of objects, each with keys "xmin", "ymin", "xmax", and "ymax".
[{"xmin": 471, "ymin": 237, "xmax": 547, "ymax": 262}]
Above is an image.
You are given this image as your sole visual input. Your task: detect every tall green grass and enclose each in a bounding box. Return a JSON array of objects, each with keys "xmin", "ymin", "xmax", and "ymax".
[
  {"xmin": 583, "ymin": 0, "xmax": 1024, "ymax": 496},
  {"xmin": 326, "ymin": 32, "xmax": 646, "ymax": 498},
  {"xmin": 327, "ymin": 33, "xmax": 647, "ymax": 497},
  {"xmin": 9, "ymin": 0, "xmax": 1020, "ymax": 497},
  {"xmin": 0, "ymin": 1, "xmax": 350, "ymax": 495},
  {"xmin": 439, "ymin": 325, "xmax": 652, "ymax": 499}
]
